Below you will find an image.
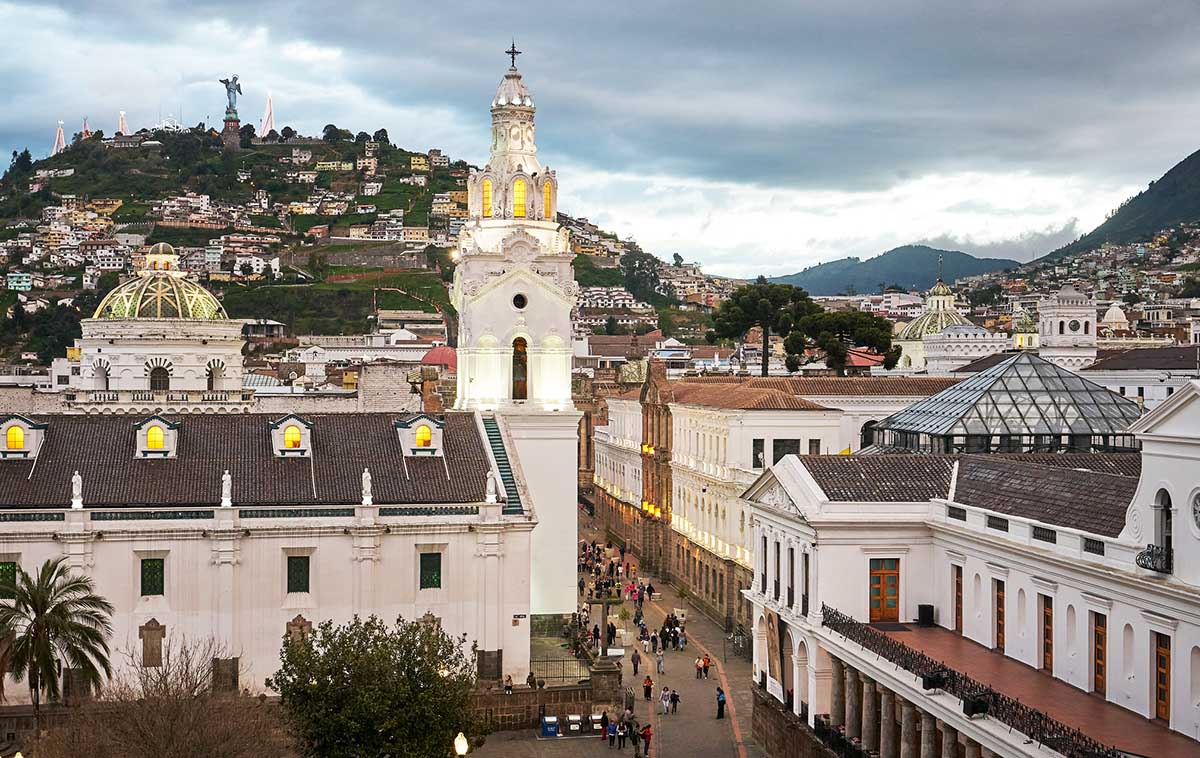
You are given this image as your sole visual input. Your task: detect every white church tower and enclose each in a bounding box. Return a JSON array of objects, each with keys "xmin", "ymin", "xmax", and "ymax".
[
  {"xmin": 1039, "ymin": 284, "xmax": 1098, "ymax": 370},
  {"xmin": 451, "ymin": 46, "xmax": 581, "ymax": 621}
]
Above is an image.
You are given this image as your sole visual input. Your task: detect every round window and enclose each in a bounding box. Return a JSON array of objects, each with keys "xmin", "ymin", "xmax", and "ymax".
[
  {"xmin": 512, "ymin": 294, "xmax": 528, "ymax": 310},
  {"xmin": 1068, "ymin": 319, "xmax": 1081, "ymax": 332}
]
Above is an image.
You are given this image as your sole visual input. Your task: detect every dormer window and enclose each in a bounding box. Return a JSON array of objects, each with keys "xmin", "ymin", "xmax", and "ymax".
[
  {"xmin": 394, "ymin": 414, "xmax": 444, "ymax": 457},
  {"xmin": 0, "ymin": 415, "xmax": 47, "ymax": 460},
  {"xmin": 135, "ymin": 416, "xmax": 178, "ymax": 458},
  {"xmin": 271, "ymin": 414, "xmax": 313, "ymax": 457}
]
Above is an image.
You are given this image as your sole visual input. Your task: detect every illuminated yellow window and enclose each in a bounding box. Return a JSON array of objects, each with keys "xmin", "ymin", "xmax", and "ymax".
[
  {"xmin": 5, "ymin": 426, "xmax": 24, "ymax": 450},
  {"xmin": 415, "ymin": 424, "xmax": 432, "ymax": 448},
  {"xmin": 512, "ymin": 179, "xmax": 526, "ymax": 218},
  {"xmin": 543, "ymin": 182, "xmax": 553, "ymax": 219},
  {"xmin": 284, "ymin": 425, "xmax": 302, "ymax": 449},
  {"xmin": 146, "ymin": 425, "xmax": 164, "ymax": 450},
  {"xmin": 481, "ymin": 179, "xmax": 493, "ymax": 218}
]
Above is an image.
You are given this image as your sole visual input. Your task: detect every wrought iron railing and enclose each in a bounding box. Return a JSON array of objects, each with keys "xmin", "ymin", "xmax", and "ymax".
[
  {"xmin": 1135, "ymin": 544, "xmax": 1173, "ymax": 574},
  {"xmin": 820, "ymin": 604, "xmax": 1125, "ymax": 758},
  {"xmin": 529, "ymin": 657, "xmax": 590, "ymax": 684}
]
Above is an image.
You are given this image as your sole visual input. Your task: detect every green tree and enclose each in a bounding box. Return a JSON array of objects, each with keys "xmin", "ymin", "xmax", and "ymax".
[
  {"xmin": 0, "ymin": 557, "xmax": 114, "ymax": 731},
  {"xmin": 4, "ymin": 148, "xmax": 33, "ymax": 180},
  {"xmin": 372, "ymin": 128, "xmax": 390, "ymax": 144},
  {"xmin": 621, "ymin": 249, "xmax": 670, "ymax": 305},
  {"xmin": 712, "ymin": 278, "xmax": 819, "ymax": 376},
  {"xmin": 280, "ymin": 126, "xmax": 296, "ymax": 141},
  {"xmin": 1122, "ymin": 291, "xmax": 1141, "ymax": 307},
  {"xmin": 264, "ymin": 129, "xmax": 279, "ymax": 143},
  {"xmin": 604, "ymin": 315, "xmax": 624, "ymax": 335},
  {"xmin": 355, "ymin": 131, "xmax": 370, "ymax": 143},
  {"xmin": 322, "ymin": 124, "xmax": 340, "ymax": 143},
  {"xmin": 268, "ymin": 615, "xmax": 477, "ymax": 758},
  {"xmin": 783, "ymin": 310, "xmax": 900, "ymax": 376},
  {"xmin": 239, "ymin": 124, "xmax": 256, "ymax": 149},
  {"xmin": 307, "ymin": 253, "xmax": 330, "ymax": 282}
]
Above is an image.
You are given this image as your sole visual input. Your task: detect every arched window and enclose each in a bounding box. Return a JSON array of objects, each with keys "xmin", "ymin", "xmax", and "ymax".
[
  {"xmin": 1155, "ymin": 489, "xmax": 1173, "ymax": 554},
  {"xmin": 207, "ymin": 363, "xmax": 224, "ymax": 392},
  {"xmin": 543, "ymin": 181, "xmax": 553, "ymax": 219},
  {"xmin": 860, "ymin": 420, "xmax": 878, "ymax": 449},
  {"xmin": 149, "ymin": 366, "xmax": 170, "ymax": 392},
  {"xmin": 415, "ymin": 425, "xmax": 432, "ymax": 448},
  {"xmin": 5, "ymin": 426, "xmax": 24, "ymax": 450},
  {"xmin": 284, "ymin": 425, "xmax": 302, "ymax": 449},
  {"xmin": 512, "ymin": 337, "xmax": 528, "ymax": 400},
  {"xmin": 146, "ymin": 425, "xmax": 164, "ymax": 450},
  {"xmin": 481, "ymin": 179, "xmax": 493, "ymax": 218},
  {"xmin": 512, "ymin": 179, "xmax": 526, "ymax": 218},
  {"xmin": 95, "ymin": 365, "xmax": 109, "ymax": 391},
  {"xmin": 1059, "ymin": 320, "xmax": 1065, "ymax": 335},
  {"xmin": 1083, "ymin": 321, "xmax": 1090, "ymax": 335}
]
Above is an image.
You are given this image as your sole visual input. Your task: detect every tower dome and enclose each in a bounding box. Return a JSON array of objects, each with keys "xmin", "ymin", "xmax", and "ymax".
[
  {"xmin": 93, "ymin": 244, "xmax": 227, "ymax": 321},
  {"xmin": 898, "ymin": 279, "xmax": 969, "ymax": 340},
  {"xmin": 492, "ymin": 67, "xmax": 534, "ymax": 109}
]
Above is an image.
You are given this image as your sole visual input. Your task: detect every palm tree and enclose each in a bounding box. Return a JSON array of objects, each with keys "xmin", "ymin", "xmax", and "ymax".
[{"xmin": 0, "ymin": 557, "xmax": 114, "ymax": 732}]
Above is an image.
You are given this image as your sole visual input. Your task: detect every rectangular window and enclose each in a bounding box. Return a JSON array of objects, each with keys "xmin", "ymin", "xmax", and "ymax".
[
  {"xmin": 1137, "ymin": 386, "xmax": 1145, "ymax": 399},
  {"xmin": 994, "ymin": 579, "xmax": 1005, "ymax": 653},
  {"xmin": 141, "ymin": 558, "xmax": 165, "ymax": 597},
  {"xmin": 420, "ymin": 552, "xmax": 442, "ymax": 589},
  {"xmin": 1032, "ymin": 526, "xmax": 1057, "ymax": 543},
  {"xmin": 1155, "ymin": 632, "xmax": 1171, "ymax": 720},
  {"xmin": 0, "ymin": 561, "xmax": 16, "ymax": 599},
  {"xmin": 869, "ymin": 558, "xmax": 900, "ymax": 623},
  {"xmin": 773, "ymin": 542, "xmax": 780, "ymax": 600},
  {"xmin": 286, "ymin": 555, "xmax": 310, "ymax": 594},
  {"xmin": 1093, "ymin": 612, "xmax": 1107, "ymax": 695},
  {"xmin": 1041, "ymin": 594, "xmax": 1054, "ymax": 672},
  {"xmin": 752, "ymin": 439, "xmax": 765, "ymax": 468},
  {"xmin": 787, "ymin": 547, "xmax": 795, "ymax": 607},
  {"xmin": 807, "ymin": 439, "xmax": 821, "ymax": 456},
  {"xmin": 1083, "ymin": 538, "xmax": 1106, "ymax": 556},
  {"xmin": 947, "ymin": 506, "xmax": 967, "ymax": 521},
  {"xmin": 953, "ymin": 564, "xmax": 963, "ymax": 633},
  {"xmin": 986, "ymin": 515, "xmax": 1009, "ymax": 531},
  {"xmin": 772, "ymin": 439, "xmax": 800, "ymax": 464}
]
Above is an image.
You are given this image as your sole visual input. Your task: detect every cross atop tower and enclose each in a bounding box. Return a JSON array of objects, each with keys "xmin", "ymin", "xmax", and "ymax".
[
  {"xmin": 506, "ymin": 40, "xmax": 521, "ymax": 69},
  {"xmin": 937, "ymin": 253, "xmax": 944, "ymax": 281}
]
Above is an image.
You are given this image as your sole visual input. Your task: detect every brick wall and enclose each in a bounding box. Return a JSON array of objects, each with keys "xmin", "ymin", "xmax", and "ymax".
[
  {"xmin": 473, "ymin": 683, "xmax": 595, "ymax": 732},
  {"xmin": 0, "ymin": 387, "xmax": 64, "ymax": 414},
  {"xmin": 751, "ymin": 688, "xmax": 837, "ymax": 758}
]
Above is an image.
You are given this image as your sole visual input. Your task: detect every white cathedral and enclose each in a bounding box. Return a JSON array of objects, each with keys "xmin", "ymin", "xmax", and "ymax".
[{"xmin": 0, "ymin": 54, "xmax": 578, "ymax": 697}]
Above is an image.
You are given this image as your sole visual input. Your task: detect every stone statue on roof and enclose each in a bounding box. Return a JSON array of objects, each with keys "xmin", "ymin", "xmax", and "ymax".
[
  {"xmin": 486, "ymin": 470, "xmax": 498, "ymax": 504},
  {"xmin": 362, "ymin": 467, "xmax": 373, "ymax": 506},
  {"xmin": 221, "ymin": 469, "xmax": 232, "ymax": 507},
  {"xmin": 71, "ymin": 470, "xmax": 82, "ymax": 508}
]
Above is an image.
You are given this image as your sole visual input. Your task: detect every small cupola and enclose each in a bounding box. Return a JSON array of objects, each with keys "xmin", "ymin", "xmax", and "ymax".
[
  {"xmin": 271, "ymin": 414, "xmax": 313, "ymax": 457},
  {"xmin": 1, "ymin": 414, "xmax": 48, "ymax": 460},
  {"xmin": 394, "ymin": 414, "xmax": 444, "ymax": 457},
  {"xmin": 135, "ymin": 415, "xmax": 179, "ymax": 458}
]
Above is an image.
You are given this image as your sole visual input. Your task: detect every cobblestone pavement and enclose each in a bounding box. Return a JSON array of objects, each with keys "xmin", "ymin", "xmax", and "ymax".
[{"xmin": 475, "ymin": 510, "xmax": 766, "ymax": 758}]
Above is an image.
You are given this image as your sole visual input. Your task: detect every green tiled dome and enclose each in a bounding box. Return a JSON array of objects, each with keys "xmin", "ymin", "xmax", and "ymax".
[{"xmin": 93, "ymin": 273, "xmax": 227, "ymax": 320}]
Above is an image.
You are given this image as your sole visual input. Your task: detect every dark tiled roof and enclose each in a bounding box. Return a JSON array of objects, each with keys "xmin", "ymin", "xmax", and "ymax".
[
  {"xmin": 801, "ymin": 455, "xmax": 955, "ymax": 502},
  {"xmin": 954, "ymin": 456, "xmax": 1136, "ymax": 537},
  {"xmin": 952, "ymin": 352, "xmax": 1024, "ymax": 373},
  {"xmin": 1083, "ymin": 345, "xmax": 1200, "ymax": 372},
  {"xmin": 0, "ymin": 413, "xmax": 489, "ymax": 508}
]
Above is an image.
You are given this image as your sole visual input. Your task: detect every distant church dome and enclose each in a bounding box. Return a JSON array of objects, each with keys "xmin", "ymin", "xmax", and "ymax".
[
  {"xmin": 1012, "ymin": 308, "xmax": 1037, "ymax": 334},
  {"xmin": 898, "ymin": 279, "xmax": 970, "ymax": 340},
  {"xmin": 93, "ymin": 244, "xmax": 227, "ymax": 320},
  {"xmin": 1102, "ymin": 303, "xmax": 1129, "ymax": 327},
  {"xmin": 421, "ymin": 345, "xmax": 458, "ymax": 371}
]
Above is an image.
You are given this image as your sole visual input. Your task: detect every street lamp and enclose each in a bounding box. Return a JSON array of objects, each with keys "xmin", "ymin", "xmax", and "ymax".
[{"xmin": 454, "ymin": 732, "xmax": 469, "ymax": 756}]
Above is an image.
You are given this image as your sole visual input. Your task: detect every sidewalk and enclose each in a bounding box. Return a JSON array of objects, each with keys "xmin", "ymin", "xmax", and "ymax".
[{"xmin": 579, "ymin": 512, "xmax": 766, "ymax": 758}]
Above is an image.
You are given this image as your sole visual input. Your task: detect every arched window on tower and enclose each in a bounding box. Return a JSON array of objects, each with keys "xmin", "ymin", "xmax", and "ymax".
[
  {"xmin": 149, "ymin": 367, "xmax": 170, "ymax": 392},
  {"xmin": 207, "ymin": 363, "xmax": 224, "ymax": 392},
  {"xmin": 512, "ymin": 179, "xmax": 526, "ymax": 218},
  {"xmin": 95, "ymin": 365, "xmax": 109, "ymax": 392},
  {"xmin": 512, "ymin": 337, "xmax": 528, "ymax": 400},
  {"xmin": 1059, "ymin": 321, "xmax": 1065, "ymax": 335},
  {"xmin": 543, "ymin": 181, "xmax": 553, "ymax": 219},
  {"xmin": 481, "ymin": 179, "xmax": 493, "ymax": 218},
  {"xmin": 1084, "ymin": 321, "xmax": 1090, "ymax": 335}
]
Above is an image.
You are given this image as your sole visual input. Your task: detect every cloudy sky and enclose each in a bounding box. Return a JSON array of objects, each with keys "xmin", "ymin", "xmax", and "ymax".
[{"xmin": 2, "ymin": 1, "xmax": 1198, "ymax": 276}]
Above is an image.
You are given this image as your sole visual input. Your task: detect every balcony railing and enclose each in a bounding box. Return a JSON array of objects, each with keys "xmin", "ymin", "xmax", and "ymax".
[
  {"xmin": 820, "ymin": 604, "xmax": 1124, "ymax": 758},
  {"xmin": 1135, "ymin": 544, "xmax": 1173, "ymax": 574},
  {"xmin": 71, "ymin": 389, "xmax": 254, "ymax": 406}
]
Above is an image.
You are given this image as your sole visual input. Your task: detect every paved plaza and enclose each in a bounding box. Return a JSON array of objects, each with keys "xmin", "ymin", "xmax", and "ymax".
[{"xmin": 475, "ymin": 510, "xmax": 766, "ymax": 758}]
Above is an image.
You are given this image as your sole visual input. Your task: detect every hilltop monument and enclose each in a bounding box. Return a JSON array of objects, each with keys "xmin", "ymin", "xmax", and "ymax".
[{"xmin": 219, "ymin": 74, "xmax": 243, "ymax": 150}]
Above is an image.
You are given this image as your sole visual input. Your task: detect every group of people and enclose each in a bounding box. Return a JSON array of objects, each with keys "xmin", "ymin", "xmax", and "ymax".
[
  {"xmin": 597, "ymin": 708, "xmax": 652, "ymax": 756},
  {"xmin": 580, "ymin": 541, "xmax": 644, "ymax": 602}
]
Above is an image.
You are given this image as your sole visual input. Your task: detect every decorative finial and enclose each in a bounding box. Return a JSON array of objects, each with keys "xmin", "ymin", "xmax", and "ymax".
[
  {"xmin": 506, "ymin": 40, "xmax": 521, "ymax": 69},
  {"xmin": 937, "ymin": 253, "xmax": 944, "ymax": 282}
]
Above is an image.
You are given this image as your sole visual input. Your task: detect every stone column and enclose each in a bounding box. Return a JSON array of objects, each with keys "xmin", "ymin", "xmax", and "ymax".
[
  {"xmin": 963, "ymin": 740, "xmax": 982, "ymax": 758},
  {"xmin": 880, "ymin": 689, "xmax": 897, "ymax": 758},
  {"xmin": 862, "ymin": 676, "xmax": 879, "ymax": 752},
  {"xmin": 919, "ymin": 711, "xmax": 937, "ymax": 758},
  {"xmin": 940, "ymin": 721, "xmax": 958, "ymax": 758},
  {"xmin": 899, "ymin": 699, "xmax": 918, "ymax": 758},
  {"xmin": 846, "ymin": 668, "xmax": 862, "ymax": 740},
  {"xmin": 830, "ymin": 657, "xmax": 846, "ymax": 727}
]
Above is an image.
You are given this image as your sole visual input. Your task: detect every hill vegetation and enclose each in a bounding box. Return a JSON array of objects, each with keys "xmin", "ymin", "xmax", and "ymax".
[
  {"xmin": 769, "ymin": 245, "xmax": 1017, "ymax": 295},
  {"xmin": 1040, "ymin": 148, "xmax": 1200, "ymax": 262}
]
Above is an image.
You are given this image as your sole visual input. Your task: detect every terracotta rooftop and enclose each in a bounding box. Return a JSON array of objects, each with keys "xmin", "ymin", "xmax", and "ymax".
[
  {"xmin": 0, "ymin": 412, "xmax": 490, "ymax": 508},
  {"xmin": 678, "ymin": 375, "xmax": 963, "ymax": 396},
  {"xmin": 671, "ymin": 383, "xmax": 832, "ymax": 411}
]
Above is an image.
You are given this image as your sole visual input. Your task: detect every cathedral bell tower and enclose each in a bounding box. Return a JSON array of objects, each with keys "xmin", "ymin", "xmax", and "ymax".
[{"xmin": 450, "ymin": 46, "xmax": 581, "ymax": 620}]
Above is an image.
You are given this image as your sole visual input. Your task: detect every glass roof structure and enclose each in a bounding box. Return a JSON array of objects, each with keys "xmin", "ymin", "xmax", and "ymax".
[{"xmin": 870, "ymin": 352, "xmax": 1143, "ymax": 453}]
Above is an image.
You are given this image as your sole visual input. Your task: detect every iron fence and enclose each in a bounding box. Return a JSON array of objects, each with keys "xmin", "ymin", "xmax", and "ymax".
[
  {"xmin": 821, "ymin": 604, "xmax": 1124, "ymax": 758},
  {"xmin": 530, "ymin": 657, "xmax": 591, "ymax": 684}
]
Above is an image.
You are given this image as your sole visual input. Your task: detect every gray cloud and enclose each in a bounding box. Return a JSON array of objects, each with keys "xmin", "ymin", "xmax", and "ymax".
[
  {"xmin": 918, "ymin": 220, "xmax": 1086, "ymax": 263},
  {"xmin": 2, "ymin": 1, "xmax": 1196, "ymax": 271}
]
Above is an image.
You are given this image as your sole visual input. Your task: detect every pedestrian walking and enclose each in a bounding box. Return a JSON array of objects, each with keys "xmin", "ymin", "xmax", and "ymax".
[
  {"xmin": 642, "ymin": 634, "xmax": 650, "ymax": 653},
  {"xmin": 599, "ymin": 710, "xmax": 609, "ymax": 742},
  {"xmin": 655, "ymin": 650, "xmax": 664, "ymax": 674},
  {"xmin": 617, "ymin": 722, "xmax": 627, "ymax": 749},
  {"xmin": 716, "ymin": 687, "xmax": 726, "ymax": 719},
  {"xmin": 650, "ymin": 632, "xmax": 658, "ymax": 654},
  {"xmin": 631, "ymin": 648, "xmax": 641, "ymax": 675},
  {"xmin": 630, "ymin": 724, "xmax": 641, "ymax": 757},
  {"xmin": 643, "ymin": 675, "xmax": 654, "ymax": 700},
  {"xmin": 703, "ymin": 654, "xmax": 711, "ymax": 679},
  {"xmin": 670, "ymin": 688, "xmax": 680, "ymax": 714},
  {"xmin": 680, "ymin": 629, "xmax": 687, "ymax": 650},
  {"xmin": 660, "ymin": 686, "xmax": 670, "ymax": 715},
  {"xmin": 641, "ymin": 724, "xmax": 653, "ymax": 754},
  {"xmin": 608, "ymin": 720, "xmax": 617, "ymax": 747},
  {"xmin": 695, "ymin": 655, "xmax": 703, "ymax": 679}
]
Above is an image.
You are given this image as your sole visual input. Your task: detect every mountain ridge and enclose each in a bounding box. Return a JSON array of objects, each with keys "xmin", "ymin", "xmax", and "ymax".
[{"xmin": 769, "ymin": 245, "xmax": 1018, "ymax": 295}]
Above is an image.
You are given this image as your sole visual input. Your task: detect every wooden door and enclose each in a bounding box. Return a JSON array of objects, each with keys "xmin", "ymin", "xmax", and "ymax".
[
  {"xmin": 1155, "ymin": 633, "xmax": 1171, "ymax": 721},
  {"xmin": 994, "ymin": 579, "xmax": 1005, "ymax": 652},
  {"xmin": 869, "ymin": 559, "xmax": 899, "ymax": 623},
  {"xmin": 1092, "ymin": 613, "xmax": 1106, "ymax": 695},
  {"xmin": 1041, "ymin": 595, "xmax": 1054, "ymax": 672},
  {"xmin": 953, "ymin": 565, "xmax": 963, "ymax": 633}
]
